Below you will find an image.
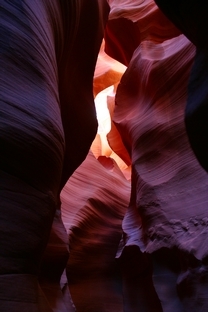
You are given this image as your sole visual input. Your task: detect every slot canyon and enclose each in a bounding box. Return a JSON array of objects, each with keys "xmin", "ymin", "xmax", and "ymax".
[{"xmin": 0, "ymin": 0, "xmax": 208, "ymax": 311}]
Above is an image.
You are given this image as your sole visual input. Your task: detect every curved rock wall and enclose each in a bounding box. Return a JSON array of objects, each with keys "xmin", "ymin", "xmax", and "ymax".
[
  {"xmin": 0, "ymin": 0, "xmax": 109, "ymax": 311},
  {"xmin": 61, "ymin": 151, "xmax": 130, "ymax": 311},
  {"xmin": 104, "ymin": 0, "xmax": 208, "ymax": 311},
  {"xmin": 1, "ymin": 0, "xmax": 208, "ymax": 311}
]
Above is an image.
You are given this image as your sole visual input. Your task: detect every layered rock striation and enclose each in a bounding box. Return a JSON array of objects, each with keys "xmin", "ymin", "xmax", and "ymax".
[
  {"xmin": 1, "ymin": 0, "xmax": 208, "ymax": 311},
  {"xmin": 105, "ymin": 0, "xmax": 208, "ymax": 311}
]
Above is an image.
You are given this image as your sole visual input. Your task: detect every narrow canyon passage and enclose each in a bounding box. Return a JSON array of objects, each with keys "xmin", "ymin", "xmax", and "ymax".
[{"xmin": 1, "ymin": 0, "xmax": 208, "ymax": 311}]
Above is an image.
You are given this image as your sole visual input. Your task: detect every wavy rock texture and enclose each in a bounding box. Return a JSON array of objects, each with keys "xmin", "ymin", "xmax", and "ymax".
[
  {"xmin": 105, "ymin": 0, "xmax": 181, "ymax": 65},
  {"xmin": 0, "ymin": 0, "xmax": 109, "ymax": 311},
  {"xmin": 1, "ymin": 0, "xmax": 208, "ymax": 311},
  {"xmin": 61, "ymin": 151, "xmax": 130, "ymax": 312},
  {"xmin": 60, "ymin": 39, "xmax": 131, "ymax": 311},
  {"xmin": 114, "ymin": 35, "xmax": 208, "ymax": 256},
  {"xmin": 104, "ymin": 0, "xmax": 208, "ymax": 311},
  {"xmin": 154, "ymin": 0, "xmax": 208, "ymax": 173}
]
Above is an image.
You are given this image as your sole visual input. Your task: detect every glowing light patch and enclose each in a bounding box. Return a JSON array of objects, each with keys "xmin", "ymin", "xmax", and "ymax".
[{"xmin": 95, "ymin": 85, "xmax": 114, "ymax": 135}]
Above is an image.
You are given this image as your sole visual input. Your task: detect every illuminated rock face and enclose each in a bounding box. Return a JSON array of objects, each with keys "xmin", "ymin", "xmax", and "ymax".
[
  {"xmin": 1, "ymin": 0, "xmax": 208, "ymax": 311},
  {"xmin": 114, "ymin": 35, "xmax": 208, "ymax": 312},
  {"xmin": 61, "ymin": 151, "xmax": 130, "ymax": 312},
  {"xmin": 114, "ymin": 35, "xmax": 208, "ymax": 256},
  {"xmin": 104, "ymin": 0, "xmax": 208, "ymax": 311}
]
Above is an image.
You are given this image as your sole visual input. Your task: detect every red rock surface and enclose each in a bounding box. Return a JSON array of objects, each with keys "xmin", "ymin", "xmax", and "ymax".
[
  {"xmin": 155, "ymin": 0, "xmax": 208, "ymax": 173},
  {"xmin": 104, "ymin": 0, "xmax": 208, "ymax": 311},
  {"xmin": 114, "ymin": 35, "xmax": 208, "ymax": 256},
  {"xmin": 1, "ymin": 0, "xmax": 208, "ymax": 311},
  {"xmin": 0, "ymin": 0, "xmax": 109, "ymax": 311},
  {"xmin": 61, "ymin": 151, "xmax": 130, "ymax": 311}
]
